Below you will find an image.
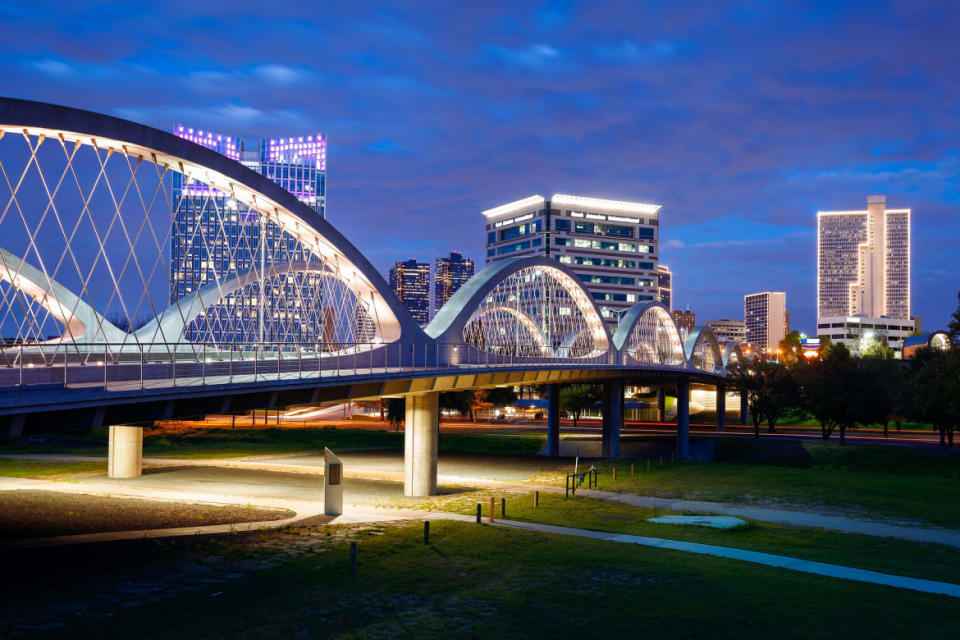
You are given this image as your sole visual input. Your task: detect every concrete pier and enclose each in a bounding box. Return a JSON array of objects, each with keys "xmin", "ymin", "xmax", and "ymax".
[
  {"xmin": 108, "ymin": 425, "xmax": 143, "ymax": 478},
  {"xmin": 404, "ymin": 392, "xmax": 439, "ymax": 497}
]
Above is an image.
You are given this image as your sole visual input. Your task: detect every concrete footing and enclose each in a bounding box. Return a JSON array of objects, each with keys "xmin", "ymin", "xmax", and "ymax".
[
  {"xmin": 404, "ymin": 392, "xmax": 438, "ymax": 497},
  {"xmin": 108, "ymin": 425, "xmax": 143, "ymax": 478}
]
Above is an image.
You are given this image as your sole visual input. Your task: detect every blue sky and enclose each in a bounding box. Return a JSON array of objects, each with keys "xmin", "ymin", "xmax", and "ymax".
[{"xmin": 2, "ymin": 0, "xmax": 958, "ymax": 332}]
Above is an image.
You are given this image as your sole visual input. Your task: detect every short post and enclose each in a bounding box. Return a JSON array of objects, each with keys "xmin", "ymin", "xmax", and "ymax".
[
  {"xmin": 612, "ymin": 466, "xmax": 617, "ymax": 480},
  {"xmin": 476, "ymin": 503, "xmax": 482, "ymax": 523},
  {"xmin": 647, "ymin": 459, "xmax": 651, "ymax": 471},
  {"xmin": 324, "ymin": 447, "xmax": 343, "ymax": 517},
  {"xmin": 659, "ymin": 456, "xmax": 663, "ymax": 467},
  {"xmin": 349, "ymin": 541, "xmax": 357, "ymax": 576},
  {"xmin": 423, "ymin": 521, "xmax": 430, "ymax": 545},
  {"xmin": 501, "ymin": 497, "xmax": 506, "ymax": 519},
  {"xmin": 631, "ymin": 463, "xmax": 634, "ymax": 475},
  {"xmin": 534, "ymin": 491, "xmax": 539, "ymax": 508},
  {"xmin": 489, "ymin": 496, "xmax": 495, "ymax": 523}
]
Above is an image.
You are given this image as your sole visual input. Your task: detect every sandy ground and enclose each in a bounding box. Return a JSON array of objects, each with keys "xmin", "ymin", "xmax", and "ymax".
[{"xmin": 0, "ymin": 490, "xmax": 291, "ymax": 540}]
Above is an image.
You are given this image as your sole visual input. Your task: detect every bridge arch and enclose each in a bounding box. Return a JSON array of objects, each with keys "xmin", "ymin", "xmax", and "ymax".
[
  {"xmin": 611, "ymin": 301, "xmax": 685, "ymax": 367},
  {"xmin": 0, "ymin": 97, "xmax": 425, "ymax": 352},
  {"xmin": 427, "ymin": 257, "xmax": 609, "ymax": 359},
  {"xmin": 684, "ymin": 326, "xmax": 724, "ymax": 374},
  {"xmin": 722, "ymin": 342, "xmax": 745, "ymax": 368}
]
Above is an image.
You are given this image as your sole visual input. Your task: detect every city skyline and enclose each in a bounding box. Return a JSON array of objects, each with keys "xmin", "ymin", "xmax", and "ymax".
[{"xmin": 1, "ymin": 2, "xmax": 958, "ymax": 334}]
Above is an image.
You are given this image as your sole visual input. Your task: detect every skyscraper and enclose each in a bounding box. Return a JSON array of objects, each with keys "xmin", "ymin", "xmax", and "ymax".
[
  {"xmin": 671, "ymin": 309, "xmax": 696, "ymax": 340},
  {"xmin": 389, "ymin": 259, "xmax": 431, "ymax": 326},
  {"xmin": 817, "ymin": 195, "xmax": 910, "ymax": 321},
  {"xmin": 744, "ymin": 292, "xmax": 786, "ymax": 351},
  {"xmin": 482, "ymin": 194, "xmax": 661, "ymax": 329},
  {"xmin": 704, "ymin": 319, "xmax": 747, "ymax": 345},
  {"xmin": 169, "ymin": 125, "xmax": 328, "ymax": 343},
  {"xmin": 434, "ymin": 251, "xmax": 475, "ymax": 317},
  {"xmin": 656, "ymin": 264, "xmax": 673, "ymax": 310}
]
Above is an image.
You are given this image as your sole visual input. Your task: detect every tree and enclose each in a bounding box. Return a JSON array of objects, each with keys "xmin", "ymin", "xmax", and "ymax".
[
  {"xmin": 486, "ymin": 386, "xmax": 518, "ymax": 410},
  {"xmin": 796, "ymin": 343, "xmax": 873, "ymax": 444},
  {"xmin": 778, "ymin": 330, "xmax": 803, "ymax": 362},
  {"xmin": 439, "ymin": 391, "xmax": 473, "ymax": 418},
  {"xmin": 859, "ymin": 337, "xmax": 895, "ymax": 360},
  {"xmin": 469, "ymin": 389, "xmax": 493, "ymax": 422},
  {"xmin": 560, "ymin": 384, "xmax": 601, "ymax": 428},
  {"xmin": 911, "ymin": 349, "xmax": 960, "ymax": 448},
  {"xmin": 386, "ymin": 397, "xmax": 405, "ymax": 429},
  {"xmin": 727, "ymin": 359, "xmax": 797, "ymax": 437},
  {"xmin": 948, "ymin": 289, "xmax": 960, "ymax": 346},
  {"xmin": 860, "ymin": 357, "xmax": 907, "ymax": 437}
]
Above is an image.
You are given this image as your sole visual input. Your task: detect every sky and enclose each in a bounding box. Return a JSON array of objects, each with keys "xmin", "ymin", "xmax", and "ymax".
[{"xmin": 1, "ymin": 0, "xmax": 958, "ymax": 333}]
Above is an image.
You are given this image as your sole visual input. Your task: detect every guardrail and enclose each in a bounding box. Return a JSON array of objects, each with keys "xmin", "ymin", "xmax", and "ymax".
[
  {"xmin": 565, "ymin": 464, "xmax": 598, "ymax": 498},
  {"xmin": 0, "ymin": 341, "xmax": 628, "ymax": 392}
]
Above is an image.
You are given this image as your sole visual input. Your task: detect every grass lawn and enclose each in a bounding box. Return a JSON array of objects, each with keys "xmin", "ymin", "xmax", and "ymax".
[
  {"xmin": 40, "ymin": 521, "xmax": 960, "ymax": 639},
  {"xmin": 0, "ymin": 457, "xmax": 105, "ymax": 478},
  {"xmin": 0, "ymin": 427, "xmax": 545, "ymax": 460},
  {"xmin": 573, "ymin": 441, "xmax": 960, "ymax": 528},
  {"xmin": 437, "ymin": 491, "xmax": 960, "ymax": 585}
]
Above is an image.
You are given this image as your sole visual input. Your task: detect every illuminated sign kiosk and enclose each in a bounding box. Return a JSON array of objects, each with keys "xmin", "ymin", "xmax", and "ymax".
[{"xmin": 324, "ymin": 447, "xmax": 343, "ymax": 516}]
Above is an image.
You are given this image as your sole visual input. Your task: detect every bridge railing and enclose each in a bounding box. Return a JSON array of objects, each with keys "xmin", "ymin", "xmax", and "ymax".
[{"xmin": 0, "ymin": 341, "xmax": 622, "ymax": 392}]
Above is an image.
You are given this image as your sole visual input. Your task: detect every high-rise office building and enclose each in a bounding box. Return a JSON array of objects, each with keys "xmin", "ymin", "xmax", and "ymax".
[
  {"xmin": 656, "ymin": 264, "xmax": 673, "ymax": 310},
  {"xmin": 671, "ymin": 309, "xmax": 696, "ymax": 340},
  {"xmin": 744, "ymin": 292, "xmax": 786, "ymax": 351},
  {"xmin": 434, "ymin": 251, "xmax": 475, "ymax": 317},
  {"xmin": 170, "ymin": 125, "xmax": 328, "ymax": 343},
  {"xmin": 704, "ymin": 319, "xmax": 747, "ymax": 345},
  {"xmin": 389, "ymin": 259, "xmax": 431, "ymax": 326},
  {"xmin": 817, "ymin": 195, "xmax": 910, "ymax": 321},
  {"xmin": 482, "ymin": 194, "xmax": 661, "ymax": 329}
]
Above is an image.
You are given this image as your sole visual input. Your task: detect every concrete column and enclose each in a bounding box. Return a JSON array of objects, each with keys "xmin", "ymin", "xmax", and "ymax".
[
  {"xmin": 404, "ymin": 392, "xmax": 439, "ymax": 497},
  {"xmin": 740, "ymin": 392, "xmax": 749, "ymax": 426},
  {"xmin": 108, "ymin": 425, "xmax": 143, "ymax": 479},
  {"xmin": 656, "ymin": 387, "xmax": 666, "ymax": 422},
  {"xmin": 716, "ymin": 383, "xmax": 726, "ymax": 432},
  {"xmin": 601, "ymin": 379, "xmax": 623, "ymax": 459},
  {"xmin": 676, "ymin": 379, "xmax": 690, "ymax": 461},
  {"xmin": 546, "ymin": 384, "xmax": 560, "ymax": 457}
]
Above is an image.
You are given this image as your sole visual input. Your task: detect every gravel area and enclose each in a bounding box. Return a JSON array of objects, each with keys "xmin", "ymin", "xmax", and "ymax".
[{"xmin": 0, "ymin": 490, "xmax": 292, "ymax": 540}]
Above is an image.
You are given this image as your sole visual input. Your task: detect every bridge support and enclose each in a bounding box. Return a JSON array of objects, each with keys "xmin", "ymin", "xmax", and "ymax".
[
  {"xmin": 656, "ymin": 387, "xmax": 666, "ymax": 422},
  {"xmin": 601, "ymin": 379, "xmax": 623, "ymax": 459},
  {"xmin": 716, "ymin": 383, "xmax": 726, "ymax": 432},
  {"xmin": 546, "ymin": 384, "xmax": 560, "ymax": 456},
  {"xmin": 404, "ymin": 392, "xmax": 438, "ymax": 497},
  {"xmin": 740, "ymin": 392, "xmax": 749, "ymax": 426},
  {"xmin": 676, "ymin": 379, "xmax": 690, "ymax": 461},
  {"xmin": 108, "ymin": 426, "xmax": 143, "ymax": 478}
]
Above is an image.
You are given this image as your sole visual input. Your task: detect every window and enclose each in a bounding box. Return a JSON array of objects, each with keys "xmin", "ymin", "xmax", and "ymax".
[
  {"xmin": 637, "ymin": 228, "xmax": 655, "ymax": 239},
  {"xmin": 532, "ymin": 238, "xmax": 542, "ymax": 247},
  {"xmin": 497, "ymin": 241, "xmax": 531, "ymax": 255},
  {"xmin": 487, "ymin": 231, "xmax": 496, "ymax": 244},
  {"xmin": 555, "ymin": 218, "xmax": 571, "ymax": 231},
  {"xmin": 578, "ymin": 274, "xmax": 636, "ymax": 286},
  {"xmin": 591, "ymin": 292, "xmax": 637, "ymax": 303},
  {"xmin": 555, "ymin": 238, "xmax": 571, "ymax": 246},
  {"xmin": 573, "ymin": 221, "xmax": 633, "ymax": 237}
]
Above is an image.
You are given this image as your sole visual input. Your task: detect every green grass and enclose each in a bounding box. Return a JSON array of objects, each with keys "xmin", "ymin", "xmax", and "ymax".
[
  {"xmin": 581, "ymin": 441, "xmax": 960, "ymax": 528},
  {"xmin": 0, "ymin": 427, "xmax": 546, "ymax": 460},
  {"xmin": 443, "ymin": 491, "xmax": 960, "ymax": 585},
  {"xmin": 41, "ymin": 521, "xmax": 960, "ymax": 639},
  {"xmin": 0, "ymin": 458, "xmax": 106, "ymax": 478}
]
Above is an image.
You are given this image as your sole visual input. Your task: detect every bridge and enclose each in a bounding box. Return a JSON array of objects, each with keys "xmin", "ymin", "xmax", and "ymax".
[{"xmin": 0, "ymin": 97, "xmax": 748, "ymax": 496}]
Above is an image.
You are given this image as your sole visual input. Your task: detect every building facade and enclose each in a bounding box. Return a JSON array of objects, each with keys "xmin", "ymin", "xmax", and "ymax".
[
  {"xmin": 389, "ymin": 259, "xmax": 431, "ymax": 326},
  {"xmin": 671, "ymin": 309, "xmax": 696, "ymax": 340},
  {"xmin": 657, "ymin": 264, "xmax": 673, "ymax": 310},
  {"xmin": 817, "ymin": 195, "xmax": 910, "ymax": 321},
  {"xmin": 434, "ymin": 251, "xmax": 475, "ymax": 318},
  {"xmin": 816, "ymin": 315, "xmax": 917, "ymax": 356},
  {"xmin": 170, "ymin": 125, "xmax": 328, "ymax": 343},
  {"xmin": 704, "ymin": 319, "xmax": 747, "ymax": 345},
  {"xmin": 744, "ymin": 291, "xmax": 786, "ymax": 351},
  {"xmin": 483, "ymin": 194, "xmax": 661, "ymax": 329}
]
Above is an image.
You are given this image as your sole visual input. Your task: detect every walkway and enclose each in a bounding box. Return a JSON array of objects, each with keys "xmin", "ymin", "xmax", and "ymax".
[{"xmin": 492, "ymin": 519, "xmax": 960, "ymax": 599}]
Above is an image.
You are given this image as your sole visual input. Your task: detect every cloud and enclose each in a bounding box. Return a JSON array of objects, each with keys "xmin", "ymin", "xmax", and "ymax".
[
  {"xmin": 592, "ymin": 39, "xmax": 683, "ymax": 64},
  {"xmin": 482, "ymin": 43, "xmax": 562, "ymax": 71}
]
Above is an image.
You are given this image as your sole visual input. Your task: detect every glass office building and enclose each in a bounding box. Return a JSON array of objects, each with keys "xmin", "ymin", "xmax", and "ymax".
[
  {"xmin": 482, "ymin": 194, "xmax": 662, "ymax": 329},
  {"xmin": 389, "ymin": 259, "xmax": 431, "ymax": 326},
  {"xmin": 169, "ymin": 125, "xmax": 329, "ymax": 343},
  {"xmin": 434, "ymin": 251, "xmax": 475, "ymax": 318}
]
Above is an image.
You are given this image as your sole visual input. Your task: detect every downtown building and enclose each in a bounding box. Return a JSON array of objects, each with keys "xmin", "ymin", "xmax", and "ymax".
[
  {"xmin": 817, "ymin": 195, "xmax": 912, "ymax": 353},
  {"xmin": 170, "ymin": 125, "xmax": 328, "ymax": 344},
  {"xmin": 704, "ymin": 319, "xmax": 747, "ymax": 345},
  {"xmin": 389, "ymin": 259, "xmax": 431, "ymax": 326},
  {"xmin": 482, "ymin": 194, "xmax": 661, "ymax": 329},
  {"xmin": 434, "ymin": 251, "xmax": 475, "ymax": 318},
  {"xmin": 744, "ymin": 291, "xmax": 786, "ymax": 352},
  {"xmin": 656, "ymin": 264, "xmax": 673, "ymax": 310}
]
